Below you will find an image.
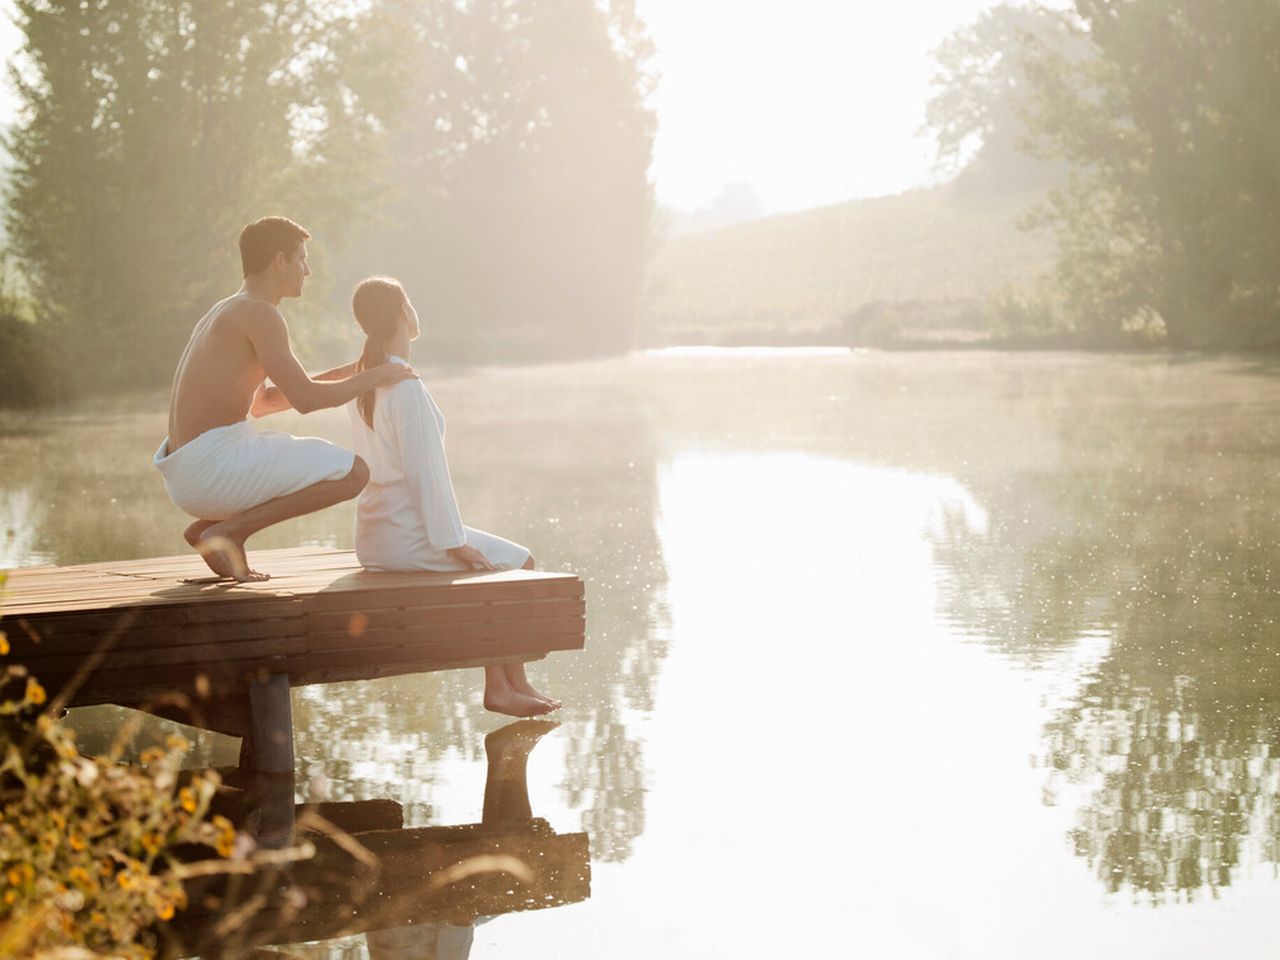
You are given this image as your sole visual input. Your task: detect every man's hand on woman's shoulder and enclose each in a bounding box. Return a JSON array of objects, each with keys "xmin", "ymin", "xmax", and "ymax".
[{"xmin": 369, "ymin": 361, "xmax": 419, "ymax": 388}]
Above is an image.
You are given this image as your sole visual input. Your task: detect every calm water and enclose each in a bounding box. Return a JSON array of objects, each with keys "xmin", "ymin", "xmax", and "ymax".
[{"xmin": 6, "ymin": 350, "xmax": 1280, "ymax": 957}]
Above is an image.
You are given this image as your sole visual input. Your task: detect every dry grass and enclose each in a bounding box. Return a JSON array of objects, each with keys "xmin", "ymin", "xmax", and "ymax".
[{"xmin": 644, "ymin": 184, "xmax": 1057, "ymax": 343}]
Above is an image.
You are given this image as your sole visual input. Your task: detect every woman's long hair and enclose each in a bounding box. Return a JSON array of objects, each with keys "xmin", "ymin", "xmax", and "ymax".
[{"xmin": 352, "ymin": 276, "xmax": 408, "ymax": 428}]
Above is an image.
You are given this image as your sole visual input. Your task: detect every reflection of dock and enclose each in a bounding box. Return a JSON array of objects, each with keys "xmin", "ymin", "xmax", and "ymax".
[{"xmin": 162, "ymin": 721, "xmax": 589, "ymax": 957}]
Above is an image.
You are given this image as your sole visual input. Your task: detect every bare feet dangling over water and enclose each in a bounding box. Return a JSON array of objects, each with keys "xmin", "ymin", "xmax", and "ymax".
[
  {"xmin": 483, "ymin": 663, "xmax": 559, "ymax": 717},
  {"xmin": 503, "ymin": 662, "xmax": 561, "ymax": 710},
  {"xmin": 184, "ymin": 520, "xmax": 269, "ymax": 582}
]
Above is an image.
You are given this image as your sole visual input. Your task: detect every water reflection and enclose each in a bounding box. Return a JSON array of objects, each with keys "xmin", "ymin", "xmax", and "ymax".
[
  {"xmin": 15, "ymin": 352, "xmax": 1280, "ymax": 945},
  {"xmin": 1044, "ymin": 680, "xmax": 1280, "ymax": 901},
  {"xmin": 918, "ymin": 355, "xmax": 1280, "ymax": 900},
  {"xmin": 163, "ymin": 721, "xmax": 589, "ymax": 959}
]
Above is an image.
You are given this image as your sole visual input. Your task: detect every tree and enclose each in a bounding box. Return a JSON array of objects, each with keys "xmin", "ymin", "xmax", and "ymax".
[
  {"xmin": 924, "ymin": 3, "xmax": 1080, "ymax": 195},
  {"xmin": 333, "ymin": 0, "xmax": 656, "ymax": 363},
  {"xmin": 4, "ymin": 1, "xmax": 392, "ymax": 393},
  {"xmin": 1023, "ymin": 0, "xmax": 1280, "ymax": 346}
]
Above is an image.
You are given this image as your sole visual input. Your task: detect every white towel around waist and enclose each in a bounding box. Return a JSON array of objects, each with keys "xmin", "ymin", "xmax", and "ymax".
[{"xmin": 153, "ymin": 420, "xmax": 354, "ymax": 521}]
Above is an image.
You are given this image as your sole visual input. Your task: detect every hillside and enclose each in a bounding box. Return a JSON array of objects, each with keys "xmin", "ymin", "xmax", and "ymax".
[{"xmin": 643, "ymin": 184, "xmax": 1057, "ymax": 344}]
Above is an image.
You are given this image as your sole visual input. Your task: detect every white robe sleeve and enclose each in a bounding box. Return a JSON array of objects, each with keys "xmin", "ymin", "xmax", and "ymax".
[{"xmin": 391, "ymin": 386, "xmax": 467, "ymax": 551}]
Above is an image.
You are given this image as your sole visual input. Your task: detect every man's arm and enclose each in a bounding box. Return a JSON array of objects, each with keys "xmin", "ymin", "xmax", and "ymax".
[
  {"xmin": 250, "ymin": 361, "xmax": 359, "ymax": 417},
  {"xmin": 243, "ymin": 308, "xmax": 415, "ymax": 415}
]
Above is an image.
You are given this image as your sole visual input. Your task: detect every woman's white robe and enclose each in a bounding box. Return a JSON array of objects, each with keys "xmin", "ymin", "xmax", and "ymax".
[{"xmin": 345, "ymin": 363, "xmax": 530, "ymax": 572}]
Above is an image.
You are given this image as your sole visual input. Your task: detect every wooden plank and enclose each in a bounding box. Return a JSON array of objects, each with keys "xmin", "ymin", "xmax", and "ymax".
[
  {"xmin": 19, "ymin": 635, "xmax": 308, "ymax": 671},
  {"xmin": 304, "ymin": 577, "xmax": 581, "ymax": 613},
  {"xmin": 10, "ymin": 599, "xmax": 301, "ymax": 634},
  {"xmin": 304, "ymin": 597, "xmax": 585, "ymax": 634},
  {"xmin": 305, "ymin": 615, "xmax": 585, "ymax": 651},
  {"xmin": 11, "ymin": 615, "xmax": 304, "ymax": 658}
]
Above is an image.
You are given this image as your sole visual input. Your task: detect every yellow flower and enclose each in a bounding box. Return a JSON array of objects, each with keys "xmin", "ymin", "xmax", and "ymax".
[
  {"xmin": 165, "ymin": 734, "xmax": 190, "ymax": 752},
  {"xmin": 49, "ymin": 811, "xmax": 65, "ymax": 830},
  {"xmin": 24, "ymin": 678, "xmax": 46, "ymax": 706},
  {"xmin": 69, "ymin": 833, "xmax": 86, "ymax": 852},
  {"xmin": 116, "ymin": 870, "xmax": 135, "ymax": 890},
  {"xmin": 6, "ymin": 866, "xmax": 21, "ymax": 886},
  {"xmin": 2, "ymin": 889, "xmax": 14, "ymax": 905},
  {"xmin": 139, "ymin": 747, "xmax": 164, "ymax": 765},
  {"xmin": 157, "ymin": 901, "xmax": 175, "ymax": 920},
  {"xmin": 141, "ymin": 832, "xmax": 163, "ymax": 855},
  {"xmin": 178, "ymin": 787, "xmax": 197, "ymax": 813},
  {"xmin": 0, "ymin": 633, "xmax": 9, "ymax": 656},
  {"xmin": 68, "ymin": 866, "xmax": 92, "ymax": 887}
]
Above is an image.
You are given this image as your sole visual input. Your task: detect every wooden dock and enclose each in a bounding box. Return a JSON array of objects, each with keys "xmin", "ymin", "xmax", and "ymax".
[{"xmin": 1, "ymin": 546, "xmax": 586, "ymax": 777}]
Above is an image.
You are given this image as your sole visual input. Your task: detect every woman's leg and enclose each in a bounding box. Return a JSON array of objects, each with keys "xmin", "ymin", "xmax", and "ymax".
[
  {"xmin": 502, "ymin": 556, "xmax": 561, "ymax": 708},
  {"xmin": 483, "ymin": 663, "xmax": 555, "ymax": 717}
]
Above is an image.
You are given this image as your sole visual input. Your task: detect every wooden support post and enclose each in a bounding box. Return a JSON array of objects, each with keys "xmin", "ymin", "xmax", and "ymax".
[{"xmin": 243, "ymin": 673, "xmax": 295, "ymax": 847}]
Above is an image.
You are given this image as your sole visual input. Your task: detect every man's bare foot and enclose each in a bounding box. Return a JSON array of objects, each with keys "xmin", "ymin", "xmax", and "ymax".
[
  {"xmin": 483, "ymin": 687, "xmax": 556, "ymax": 718},
  {"xmin": 183, "ymin": 519, "xmax": 216, "ymax": 548},
  {"xmin": 194, "ymin": 527, "xmax": 270, "ymax": 583},
  {"xmin": 503, "ymin": 664, "xmax": 561, "ymax": 709}
]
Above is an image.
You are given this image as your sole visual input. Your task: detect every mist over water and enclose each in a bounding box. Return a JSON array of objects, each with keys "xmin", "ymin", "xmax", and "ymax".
[{"xmin": 9, "ymin": 350, "xmax": 1280, "ymax": 956}]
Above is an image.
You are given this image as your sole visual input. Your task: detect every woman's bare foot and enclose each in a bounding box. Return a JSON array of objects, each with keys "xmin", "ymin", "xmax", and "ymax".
[
  {"xmin": 483, "ymin": 687, "xmax": 556, "ymax": 718},
  {"xmin": 194, "ymin": 526, "xmax": 269, "ymax": 582},
  {"xmin": 503, "ymin": 663, "xmax": 561, "ymax": 709}
]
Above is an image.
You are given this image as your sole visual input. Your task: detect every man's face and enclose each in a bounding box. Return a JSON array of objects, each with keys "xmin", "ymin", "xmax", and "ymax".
[{"xmin": 280, "ymin": 243, "xmax": 311, "ymax": 298}]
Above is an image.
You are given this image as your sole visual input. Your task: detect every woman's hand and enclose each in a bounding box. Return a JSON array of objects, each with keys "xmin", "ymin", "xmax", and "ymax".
[{"xmin": 448, "ymin": 545, "xmax": 497, "ymax": 571}]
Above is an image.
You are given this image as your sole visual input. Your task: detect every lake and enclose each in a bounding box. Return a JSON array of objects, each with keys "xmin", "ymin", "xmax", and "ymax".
[{"xmin": 5, "ymin": 349, "xmax": 1280, "ymax": 958}]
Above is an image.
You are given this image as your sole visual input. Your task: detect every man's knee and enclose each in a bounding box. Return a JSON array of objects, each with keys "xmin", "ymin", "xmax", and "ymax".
[
  {"xmin": 522, "ymin": 554, "xmax": 536, "ymax": 570},
  {"xmin": 342, "ymin": 456, "xmax": 370, "ymax": 497}
]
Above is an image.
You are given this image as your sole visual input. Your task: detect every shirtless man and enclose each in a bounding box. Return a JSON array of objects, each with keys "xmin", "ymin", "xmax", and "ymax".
[{"xmin": 154, "ymin": 216, "xmax": 417, "ymax": 581}]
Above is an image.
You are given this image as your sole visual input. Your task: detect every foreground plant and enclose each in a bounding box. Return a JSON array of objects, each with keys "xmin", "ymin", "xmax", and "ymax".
[{"xmin": 0, "ymin": 580, "xmax": 235, "ymax": 958}]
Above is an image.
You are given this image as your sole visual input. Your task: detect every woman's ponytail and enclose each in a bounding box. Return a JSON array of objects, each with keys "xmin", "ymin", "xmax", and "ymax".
[{"xmin": 351, "ymin": 276, "xmax": 408, "ymax": 429}]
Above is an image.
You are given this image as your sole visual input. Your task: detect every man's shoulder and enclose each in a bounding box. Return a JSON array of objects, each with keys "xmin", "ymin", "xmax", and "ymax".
[{"xmin": 217, "ymin": 295, "xmax": 285, "ymax": 330}]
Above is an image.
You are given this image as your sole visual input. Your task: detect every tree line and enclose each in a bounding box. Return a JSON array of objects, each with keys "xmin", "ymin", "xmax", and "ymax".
[
  {"xmin": 1, "ymin": 0, "xmax": 654, "ymax": 401},
  {"xmin": 927, "ymin": 0, "xmax": 1280, "ymax": 349}
]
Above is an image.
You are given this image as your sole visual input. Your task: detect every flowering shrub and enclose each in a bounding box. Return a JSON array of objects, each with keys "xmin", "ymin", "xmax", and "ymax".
[{"xmin": 0, "ymin": 576, "xmax": 234, "ymax": 958}]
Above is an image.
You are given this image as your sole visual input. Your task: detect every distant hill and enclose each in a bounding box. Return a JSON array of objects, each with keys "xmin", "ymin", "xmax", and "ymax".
[{"xmin": 643, "ymin": 183, "xmax": 1057, "ymax": 345}]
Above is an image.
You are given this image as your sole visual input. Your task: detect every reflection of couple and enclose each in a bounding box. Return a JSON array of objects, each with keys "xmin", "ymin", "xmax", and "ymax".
[{"xmin": 152, "ymin": 216, "xmax": 558, "ymax": 717}]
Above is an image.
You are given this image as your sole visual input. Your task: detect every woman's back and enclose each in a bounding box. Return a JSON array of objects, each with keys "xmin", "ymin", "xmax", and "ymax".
[{"xmin": 345, "ymin": 374, "xmax": 466, "ymax": 570}]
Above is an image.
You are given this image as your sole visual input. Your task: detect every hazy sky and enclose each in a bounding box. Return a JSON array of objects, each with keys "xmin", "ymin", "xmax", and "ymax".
[
  {"xmin": 0, "ymin": 0, "xmax": 1017, "ymax": 215},
  {"xmin": 637, "ymin": 0, "xmax": 1008, "ymax": 213}
]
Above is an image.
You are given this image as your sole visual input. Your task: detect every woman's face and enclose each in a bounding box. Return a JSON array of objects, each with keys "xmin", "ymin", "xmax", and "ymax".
[{"xmin": 402, "ymin": 297, "xmax": 421, "ymax": 341}]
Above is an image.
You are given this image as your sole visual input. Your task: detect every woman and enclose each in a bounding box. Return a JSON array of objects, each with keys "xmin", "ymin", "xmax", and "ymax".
[{"xmin": 345, "ymin": 276, "xmax": 559, "ymax": 718}]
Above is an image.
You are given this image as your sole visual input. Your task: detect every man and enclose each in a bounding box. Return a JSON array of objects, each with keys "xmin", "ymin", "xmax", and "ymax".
[{"xmin": 154, "ymin": 216, "xmax": 417, "ymax": 581}]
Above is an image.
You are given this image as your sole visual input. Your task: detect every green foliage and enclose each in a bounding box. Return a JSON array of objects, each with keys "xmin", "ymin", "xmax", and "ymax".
[
  {"xmin": 2, "ymin": 0, "xmax": 656, "ymax": 399},
  {"xmin": 0, "ymin": 258, "xmax": 56, "ymax": 408},
  {"xmin": 329, "ymin": 0, "xmax": 656, "ymax": 363},
  {"xmin": 4, "ymin": 0, "xmax": 389, "ymax": 393},
  {"xmin": 923, "ymin": 3, "xmax": 1079, "ymax": 194},
  {"xmin": 1019, "ymin": 0, "xmax": 1280, "ymax": 347}
]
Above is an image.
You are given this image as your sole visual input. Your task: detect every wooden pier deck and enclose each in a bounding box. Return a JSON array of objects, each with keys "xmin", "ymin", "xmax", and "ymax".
[{"xmin": 1, "ymin": 546, "xmax": 585, "ymax": 776}]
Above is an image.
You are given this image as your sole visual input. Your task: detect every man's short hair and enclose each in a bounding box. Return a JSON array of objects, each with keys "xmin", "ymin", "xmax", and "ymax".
[{"xmin": 239, "ymin": 216, "xmax": 311, "ymax": 277}]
